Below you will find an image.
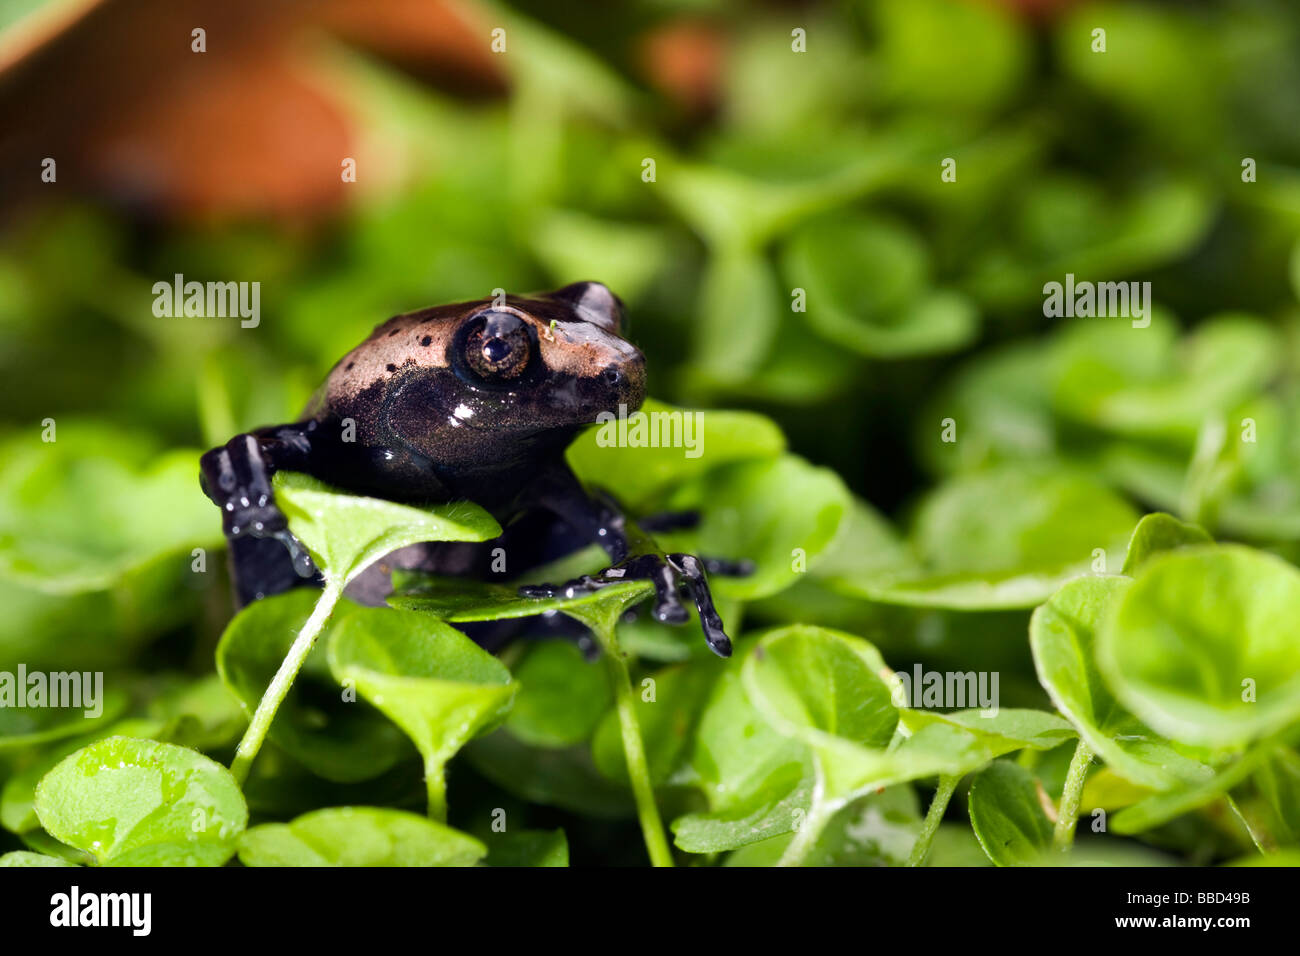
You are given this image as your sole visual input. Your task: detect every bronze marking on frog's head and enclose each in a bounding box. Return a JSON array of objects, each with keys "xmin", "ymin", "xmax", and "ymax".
[{"xmin": 323, "ymin": 282, "xmax": 646, "ymax": 480}]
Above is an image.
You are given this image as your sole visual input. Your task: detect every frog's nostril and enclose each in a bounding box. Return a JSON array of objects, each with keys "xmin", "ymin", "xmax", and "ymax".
[{"xmin": 601, "ymin": 365, "xmax": 623, "ymax": 387}]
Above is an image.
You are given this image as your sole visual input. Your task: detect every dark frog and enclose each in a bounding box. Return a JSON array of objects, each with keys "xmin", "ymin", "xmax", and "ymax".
[{"xmin": 199, "ymin": 282, "xmax": 744, "ymax": 656}]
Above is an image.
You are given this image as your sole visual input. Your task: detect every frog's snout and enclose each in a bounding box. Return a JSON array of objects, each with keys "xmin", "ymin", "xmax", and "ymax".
[{"xmin": 606, "ymin": 350, "xmax": 646, "ymax": 412}]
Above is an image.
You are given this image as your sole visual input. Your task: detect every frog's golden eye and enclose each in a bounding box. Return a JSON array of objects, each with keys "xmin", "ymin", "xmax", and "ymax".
[{"xmin": 464, "ymin": 311, "xmax": 532, "ymax": 380}]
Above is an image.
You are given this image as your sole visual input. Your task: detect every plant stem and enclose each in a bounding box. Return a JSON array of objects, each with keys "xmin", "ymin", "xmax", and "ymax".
[
  {"xmin": 601, "ymin": 647, "xmax": 674, "ymax": 867},
  {"xmin": 1054, "ymin": 739, "xmax": 1094, "ymax": 852},
  {"xmin": 425, "ymin": 760, "xmax": 448, "ymax": 822},
  {"xmin": 908, "ymin": 774, "xmax": 959, "ymax": 867},
  {"xmin": 230, "ymin": 580, "xmax": 343, "ymax": 785},
  {"xmin": 776, "ymin": 800, "xmax": 832, "ymax": 867}
]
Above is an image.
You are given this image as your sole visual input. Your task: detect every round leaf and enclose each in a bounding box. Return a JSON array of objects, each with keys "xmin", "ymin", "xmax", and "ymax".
[
  {"xmin": 852, "ymin": 465, "xmax": 1138, "ymax": 608},
  {"xmin": 507, "ymin": 640, "xmax": 611, "ymax": 748},
  {"xmin": 274, "ymin": 471, "xmax": 500, "ymax": 586},
  {"xmin": 237, "ymin": 806, "xmax": 483, "ymax": 867},
  {"xmin": 1100, "ymin": 545, "xmax": 1300, "ymax": 748},
  {"xmin": 326, "ymin": 605, "xmax": 516, "ymax": 782},
  {"xmin": 1120, "ymin": 512, "xmax": 1212, "ymax": 575},
  {"xmin": 566, "ymin": 398, "xmax": 785, "ymax": 512},
  {"xmin": 968, "ymin": 761, "xmax": 1053, "ymax": 866},
  {"xmin": 1030, "ymin": 575, "xmax": 1209, "ymax": 788},
  {"xmin": 34, "ymin": 736, "xmax": 247, "ymax": 867}
]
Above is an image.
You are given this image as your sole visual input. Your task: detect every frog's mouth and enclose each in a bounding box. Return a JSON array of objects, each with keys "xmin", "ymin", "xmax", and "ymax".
[{"xmin": 545, "ymin": 356, "xmax": 646, "ymax": 427}]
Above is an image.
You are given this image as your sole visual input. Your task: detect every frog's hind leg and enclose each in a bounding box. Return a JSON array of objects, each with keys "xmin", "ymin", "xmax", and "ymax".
[{"xmin": 228, "ymin": 534, "xmax": 323, "ymax": 607}]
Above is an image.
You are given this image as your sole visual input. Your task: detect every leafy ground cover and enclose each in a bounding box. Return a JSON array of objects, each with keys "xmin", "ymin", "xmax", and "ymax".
[{"xmin": 3, "ymin": 0, "xmax": 1300, "ymax": 866}]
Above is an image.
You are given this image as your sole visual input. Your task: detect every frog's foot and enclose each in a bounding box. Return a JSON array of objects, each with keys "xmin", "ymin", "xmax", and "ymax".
[
  {"xmin": 200, "ymin": 438, "xmax": 316, "ymax": 578},
  {"xmin": 519, "ymin": 552, "xmax": 736, "ymax": 657}
]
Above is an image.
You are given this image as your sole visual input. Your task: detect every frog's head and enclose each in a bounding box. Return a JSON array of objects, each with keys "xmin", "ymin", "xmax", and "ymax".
[
  {"xmin": 329, "ymin": 282, "xmax": 646, "ymax": 480},
  {"xmin": 440, "ymin": 280, "xmax": 646, "ymax": 427}
]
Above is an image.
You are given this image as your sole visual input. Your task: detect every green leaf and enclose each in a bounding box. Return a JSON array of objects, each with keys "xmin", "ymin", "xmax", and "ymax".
[
  {"xmin": 1, "ymin": 718, "xmax": 164, "ymax": 835},
  {"xmin": 273, "ymin": 471, "xmax": 500, "ymax": 586},
  {"xmin": 917, "ymin": 340, "xmax": 1056, "ymax": 477},
  {"xmin": 812, "ymin": 498, "xmax": 913, "ymax": 584},
  {"xmin": 1253, "ymin": 749, "xmax": 1300, "ymax": 846},
  {"xmin": 848, "ymin": 465, "xmax": 1138, "ymax": 608},
  {"xmin": 969, "ymin": 181, "xmax": 1214, "ymax": 308},
  {"xmin": 0, "ymin": 851, "xmax": 77, "ymax": 867},
  {"xmin": 672, "ymin": 767, "xmax": 812, "ymax": 854},
  {"xmin": 1030, "ymin": 575, "xmax": 1211, "ymax": 789},
  {"xmin": 968, "ymin": 761, "xmax": 1053, "ymax": 866},
  {"xmin": 899, "ymin": 709, "xmax": 1077, "ymax": 755},
  {"xmin": 0, "ymin": 557, "xmax": 201, "ymax": 671},
  {"xmin": 326, "ymin": 605, "xmax": 516, "ymax": 817},
  {"xmin": 874, "ymin": 0, "xmax": 1028, "ymax": 113},
  {"xmin": 1228, "ymin": 850, "xmax": 1300, "ymax": 867},
  {"xmin": 483, "ymin": 828, "xmax": 569, "ymax": 867},
  {"xmin": 566, "ymin": 398, "xmax": 785, "ymax": 512},
  {"xmin": 34, "ymin": 736, "xmax": 247, "ymax": 866},
  {"xmin": 505, "ymin": 640, "xmax": 611, "ymax": 748},
  {"xmin": 1121, "ymin": 513, "xmax": 1213, "ymax": 575},
  {"xmin": 657, "ymin": 153, "xmax": 901, "ymax": 251},
  {"xmin": 1099, "ymin": 545, "xmax": 1300, "ymax": 748},
  {"xmin": 781, "ymin": 214, "xmax": 978, "ymax": 358},
  {"xmin": 670, "ymin": 642, "xmax": 814, "ymax": 853},
  {"xmin": 237, "ymin": 807, "xmax": 484, "ymax": 867},
  {"xmin": 692, "ymin": 247, "xmax": 782, "ymax": 382},
  {"xmin": 529, "ymin": 209, "xmax": 672, "ymax": 307},
  {"xmin": 148, "ymin": 674, "xmax": 246, "ymax": 751},
  {"xmin": 0, "ymin": 425, "xmax": 221, "ymax": 593},
  {"xmin": 0, "ymin": 683, "xmax": 129, "ymax": 752},
  {"xmin": 659, "ymin": 455, "xmax": 851, "ymax": 600},
  {"xmin": 1111, "ymin": 742, "xmax": 1280, "ymax": 835},
  {"xmin": 925, "ymin": 824, "xmax": 994, "ymax": 867},
  {"xmin": 741, "ymin": 626, "xmax": 903, "ymax": 803},
  {"xmin": 391, "ymin": 574, "xmax": 652, "ymax": 641},
  {"xmin": 464, "ymin": 731, "xmax": 634, "ymax": 818},
  {"xmin": 1055, "ymin": 3, "xmax": 1220, "ymax": 152},
  {"xmin": 743, "ymin": 626, "xmax": 897, "ymax": 752},
  {"xmin": 722, "ymin": 786, "xmax": 923, "ymax": 867},
  {"xmin": 738, "ymin": 628, "xmax": 1075, "ymax": 817},
  {"xmin": 217, "ymin": 590, "xmax": 411, "ymax": 782},
  {"xmin": 1050, "ymin": 315, "xmax": 1277, "ymax": 441}
]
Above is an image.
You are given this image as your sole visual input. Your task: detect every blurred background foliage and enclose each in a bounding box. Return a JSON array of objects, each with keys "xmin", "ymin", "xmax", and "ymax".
[{"xmin": 3, "ymin": 0, "xmax": 1300, "ymax": 863}]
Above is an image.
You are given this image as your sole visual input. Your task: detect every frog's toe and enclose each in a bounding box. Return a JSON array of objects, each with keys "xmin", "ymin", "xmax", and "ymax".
[
  {"xmin": 273, "ymin": 529, "xmax": 317, "ymax": 578},
  {"xmin": 223, "ymin": 498, "xmax": 286, "ymax": 538},
  {"xmin": 628, "ymin": 555, "xmax": 685, "ymax": 624},
  {"xmin": 668, "ymin": 553, "xmax": 733, "ymax": 657}
]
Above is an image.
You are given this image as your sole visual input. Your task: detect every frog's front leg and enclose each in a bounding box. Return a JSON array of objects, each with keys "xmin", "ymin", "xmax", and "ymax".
[
  {"xmin": 518, "ymin": 465, "xmax": 740, "ymax": 657},
  {"xmin": 199, "ymin": 422, "xmax": 319, "ymax": 579}
]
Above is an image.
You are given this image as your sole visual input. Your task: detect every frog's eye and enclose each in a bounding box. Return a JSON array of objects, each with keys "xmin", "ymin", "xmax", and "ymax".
[{"xmin": 463, "ymin": 311, "xmax": 532, "ymax": 380}]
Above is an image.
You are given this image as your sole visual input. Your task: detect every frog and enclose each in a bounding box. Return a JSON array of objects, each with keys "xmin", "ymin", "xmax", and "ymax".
[{"xmin": 199, "ymin": 281, "xmax": 742, "ymax": 656}]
